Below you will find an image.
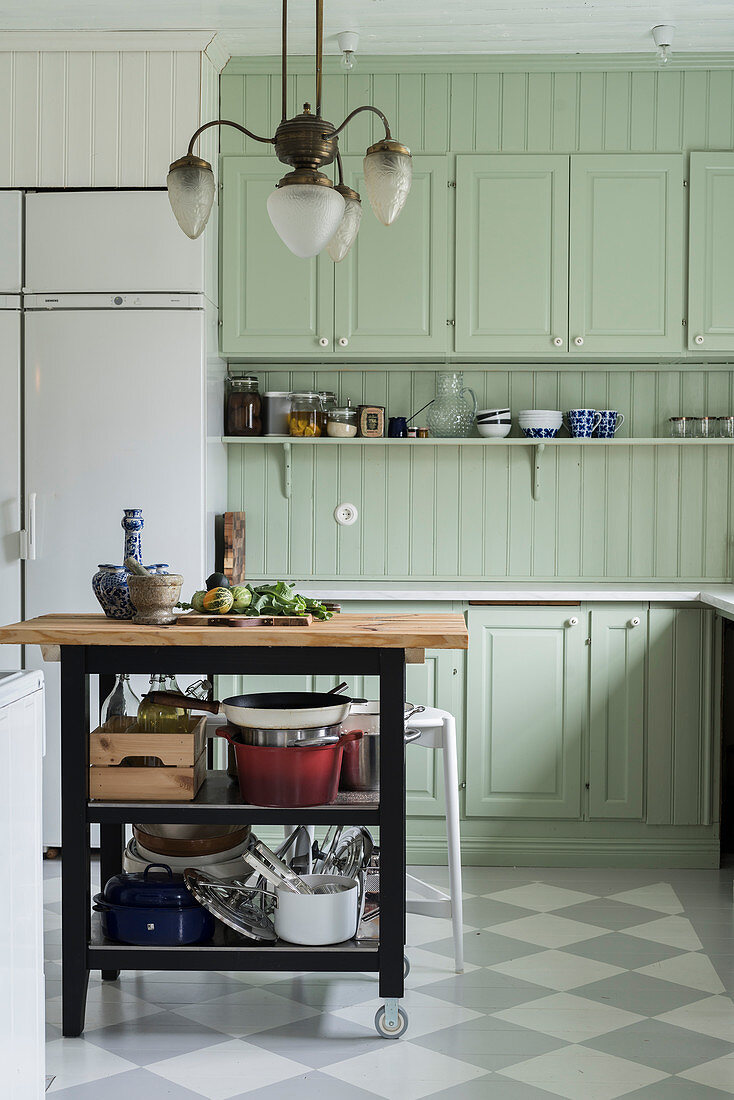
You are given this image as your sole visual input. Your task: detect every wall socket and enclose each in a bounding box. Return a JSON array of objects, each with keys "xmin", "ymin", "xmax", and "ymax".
[{"xmin": 334, "ymin": 502, "xmax": 359, "ymax": 526}]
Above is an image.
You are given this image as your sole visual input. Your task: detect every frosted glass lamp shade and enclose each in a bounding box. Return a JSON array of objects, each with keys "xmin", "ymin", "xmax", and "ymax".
[
  {"xmin": 167, "ymin": 156, "xmax": 215, "ymax": 239},
  {"xmin": 326, "ymin": 193, "xmax": 362, "ymax": 262},
  {"xmin": 363, "ymin": 140, "xmax": 412, "ymax": 226},
  {"xmin": 267, "ymin": 182, "xmax": 345, "ymax": 258}
]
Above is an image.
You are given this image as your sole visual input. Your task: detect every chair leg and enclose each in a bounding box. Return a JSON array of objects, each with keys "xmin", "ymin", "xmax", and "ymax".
[{"xmin": 442, "ymin": 716, "xmax": 464, "ymax": 973}]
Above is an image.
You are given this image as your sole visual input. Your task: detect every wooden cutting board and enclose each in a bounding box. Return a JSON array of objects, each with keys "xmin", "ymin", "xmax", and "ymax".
[
  {"xmin": 176, "ymin": 613, "xmax": 313, "ymax": 628},
  {"xmin": 223, "ymin": 512, "xmax": 246, "ymax": 583}
]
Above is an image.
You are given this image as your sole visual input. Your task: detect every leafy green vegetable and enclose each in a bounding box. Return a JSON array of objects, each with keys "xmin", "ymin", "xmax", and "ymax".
[{"xmin": 178, "ymin": 581, "xmax": 333, "ymax": 620}]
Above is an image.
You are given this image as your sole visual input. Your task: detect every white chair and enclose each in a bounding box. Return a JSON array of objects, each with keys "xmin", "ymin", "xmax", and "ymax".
[{"xmin": 404, "ymin": 706, "xmax": 464, "ymax": 973}]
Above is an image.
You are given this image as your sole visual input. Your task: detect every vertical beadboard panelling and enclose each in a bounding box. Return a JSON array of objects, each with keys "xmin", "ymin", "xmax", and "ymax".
[
  {"xmin": 13, "ymin": 52, "xmax": 40, "ymax": 185},
  {"xmin": 39, "ymin": 52, "xmax": 66, "ymax": 185}
]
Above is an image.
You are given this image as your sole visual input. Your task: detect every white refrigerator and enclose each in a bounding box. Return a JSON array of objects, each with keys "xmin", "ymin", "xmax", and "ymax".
[
  {"xmin": 1, "ymin": 190, "xmax": 226, "ymax": 849},
  {"xmin": 0, "ymin": 191, "xmax": 23, "ymax": 669}
]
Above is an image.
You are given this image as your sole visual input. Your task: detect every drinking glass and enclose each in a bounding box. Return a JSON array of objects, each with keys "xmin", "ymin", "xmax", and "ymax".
[
  {"xmin": 697, "ymin": 416, "xmax": 716, "ymax": 439},
  {"xmin": 718, "ymin": 416, "xmax": 734, "ymax": 439}
]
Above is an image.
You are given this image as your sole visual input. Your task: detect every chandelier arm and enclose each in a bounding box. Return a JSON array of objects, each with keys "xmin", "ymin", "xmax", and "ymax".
[
  {"xmin": 186, "ymin": 119, "xmax": 274, "ymax": 156},
  {"xmin": 330, "ymin": 105, "xmax": 392, "ymax": 141},
  {"xmin": 336, "ymin": 147, "xmax": 344, "ymax": 186},
  {"xmin": 281, "ymin": 0, "xmax": 288, "ymax": 121},
  {"xmin": 315, "ymin": 0, "xmax": 324, "ymax": 116}
]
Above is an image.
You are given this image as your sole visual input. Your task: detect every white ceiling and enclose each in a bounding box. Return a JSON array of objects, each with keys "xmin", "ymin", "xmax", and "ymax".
[{"xmin": 1, "ymin": 0, "xmax": 733, "ymax": 56}]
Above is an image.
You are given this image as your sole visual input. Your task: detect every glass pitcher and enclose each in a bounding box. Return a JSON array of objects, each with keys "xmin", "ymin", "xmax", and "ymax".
[{"xmin": 427, "ymin": 371, "xmax": 477, "ymax": 437}]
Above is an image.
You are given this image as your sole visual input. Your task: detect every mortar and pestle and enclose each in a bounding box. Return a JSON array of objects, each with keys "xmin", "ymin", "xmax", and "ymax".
[{"xmin": 125, "ymin": 558, "xmax": 183, "ymax": 626}]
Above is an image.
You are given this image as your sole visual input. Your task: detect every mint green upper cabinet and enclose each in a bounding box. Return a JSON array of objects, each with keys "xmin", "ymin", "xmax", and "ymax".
[
  {"xmin": 588, "ymin": 605, "xmax": 645, "ymax": 820},
  {"xmin": 334, "ymin": 155, "xmax": 449, "ymax": 357},
  {"xmin": 455, "ymin": 155, "xmax": 570, "ymax": 357},
  {"xmin": 220, "ymin": 157, "xmax": 333, "ymax": 357},
  {"xmin": 688, "ymin": 152, "xmax": 734, "ymax": 353},
  {"xmin": 466, "ymin": 608, "xmax": 584, "ymax": 818},
  {"xmin": 569, "ymin": 155, "xmax": 684, "ymax": 356}
]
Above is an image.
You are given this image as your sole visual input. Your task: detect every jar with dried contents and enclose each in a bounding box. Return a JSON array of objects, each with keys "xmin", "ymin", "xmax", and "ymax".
[
  {"xmin": 289, "ymin": 392, "xmax": 323, "ymax": 437},
  {"xmin": 225, "ymin": 375, "xmax": 262, "ymax": 436},
  {"xmin": 327, "ymin": 403, "xmax": 358, "ymax": 438}
]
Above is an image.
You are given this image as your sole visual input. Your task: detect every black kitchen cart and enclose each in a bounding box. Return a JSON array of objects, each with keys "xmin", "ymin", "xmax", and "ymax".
[{"xmin": 0, "ymin": 612, "xmax": 468, "ymax": 1040}]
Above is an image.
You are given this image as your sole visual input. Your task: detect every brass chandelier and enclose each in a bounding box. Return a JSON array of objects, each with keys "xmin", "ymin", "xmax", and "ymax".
[{"xmin": 167, "ymin": 0, "xmax": 412, "ymax": 260}]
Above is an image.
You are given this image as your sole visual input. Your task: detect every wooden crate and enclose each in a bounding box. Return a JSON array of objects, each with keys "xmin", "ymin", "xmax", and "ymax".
[{"xmin": 89, "ymin": 716, "xmax": 207, "ymax": 801}]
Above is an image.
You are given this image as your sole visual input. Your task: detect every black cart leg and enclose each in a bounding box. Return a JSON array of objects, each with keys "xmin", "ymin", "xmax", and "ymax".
[
  {"xmin": 61, "ymin": 647, "xmax": 91, "ymax": 1036},
  {"xmin": 378, "ymin": 648, "xmax": 406, "ymax": 1002},
  {"xmin": 99, "ymin": 824, "xmax": 123, "ymax": 980}
]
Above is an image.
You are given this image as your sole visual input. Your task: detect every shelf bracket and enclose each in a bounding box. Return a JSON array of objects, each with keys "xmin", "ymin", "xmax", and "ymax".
[
  {"xmin": 282, "ymin": 441, "xmax": 292, "ymax": 501},
  {"xmin": 532, "ymin": 443, "xmax": 545, "ymax": 502}
]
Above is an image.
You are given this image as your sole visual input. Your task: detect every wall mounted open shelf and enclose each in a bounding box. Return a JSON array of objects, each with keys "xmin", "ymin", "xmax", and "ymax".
[{"xmin": 221, "ymin": 437, "xmax": 734, "ymax": 502}]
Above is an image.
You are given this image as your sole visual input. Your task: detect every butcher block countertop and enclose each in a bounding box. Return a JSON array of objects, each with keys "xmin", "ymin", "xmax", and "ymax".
[{"xmin": 0, "ymin": 612, "xmax": 469, "ymax": 650}]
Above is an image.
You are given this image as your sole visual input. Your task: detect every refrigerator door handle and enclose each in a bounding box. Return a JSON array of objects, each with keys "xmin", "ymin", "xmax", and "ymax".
[{"xmin": 20, "ymin": 492, "xmax": 37, "ymax": 560}]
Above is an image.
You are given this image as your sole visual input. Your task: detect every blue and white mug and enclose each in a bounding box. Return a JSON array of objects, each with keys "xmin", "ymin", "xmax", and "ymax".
[
  {"xmin": 565, "ymin": 409, "xmax": 602, "ymax": 438},
  {"xmin": 595, "ymin": 411, "xmax": 625, "ymax": 439}
]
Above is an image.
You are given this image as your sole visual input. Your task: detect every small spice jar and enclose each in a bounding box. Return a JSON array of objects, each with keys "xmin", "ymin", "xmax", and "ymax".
[
  {"xmin": 225, "ymin": 374, "xmax": 262, "ymax": 436},
  {"xmin": 327, "ymin": 402, "xmax": 358, "ymax": 438},
  {"xmin": 290, "ymin": 392, "xmax": 323, "ymax": 437}
]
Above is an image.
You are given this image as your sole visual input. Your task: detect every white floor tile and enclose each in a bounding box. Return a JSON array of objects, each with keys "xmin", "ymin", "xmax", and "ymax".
[
  {"xmin": 331, "ymin": 989, "xmax": 484, "ymax": 1040},
  {"xmin": 489, "ymin": 913, "xmax": 609, "ymax": 949},
  {"xmin": 45, "ymin": 1038, "xmax": 137, "ymax": 1092},
  {"xmin": 621, "ymin": 916, "xmax": 703, "ymax": 952},
  {"xmin": 490, "ymin": 949, "xmax": 626, "ymax": 992},
  {"xmin": 405, "ymin": 913, "xmax": 476, "ymax": 946},
  {"xmin": 606, "ymin": 883, "xmax": 684, "ymax": 915},
  {"xmin": 45, "ymin": 993, "xmax": 164, "ymax": 1032},
  {"xmin": 147, "ymin": 1037, "xmax": 311, "ymax": 1100},
  {"xmin": 484, "ymin": 884, "xmax": 600, "ymax": 912},
  {"xmin": 497, "ymin": 1044, "xmax": 669, "ymax": 1100},
  {"xmin": 402, "ymin": 946, "xmax": 479, "ymax": 985},
  {"xmin": 679, "ymin": 1051, "xmax": 734, "ymax": 1095},
  {"xmin": 168, "ymin": 987, "xmax": 320, "ymax": 1037},
  {"xmin": 493, "ymin": 992, "xmax": 644, "ymax": 1043},
  {"xmin": 43, "ymin": 909, "xmax": 63, "ymax": 931},
  {"xmin": 322, "ymin": 1041, "xmax": 488, "ymax": 1100},
  {"xmin": 656, "ymin": 996, "xmax": 734, "ymax": 1043},
  {"xmin": 635, "ymin": 952, "xmax": 726, "ymax": 995}
]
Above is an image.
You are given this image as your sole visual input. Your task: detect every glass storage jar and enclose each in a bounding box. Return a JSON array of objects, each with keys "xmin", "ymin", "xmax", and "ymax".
[
  {"xmin": 225, "ymin": 374, "xmax": 262, "ymax": 436},
  {"xmin": 327, "ymin": 403, "xmax": 358, "ymax": 438},
  {"xmin": 317, "ymin": 391, "xmax": 337, "ymax": 435},
  {"xmin": 289, "ymin": 392, "xmax": 323, "ymax": 437}
]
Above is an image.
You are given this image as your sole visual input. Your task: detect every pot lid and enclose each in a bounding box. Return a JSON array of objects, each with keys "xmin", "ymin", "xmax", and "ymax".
[
  {"xmin": 184, "ymin": 869, "xmax": 278, "ymax": 942},
  {"xmin": 103, "ymin": 863, "xmax": 198, "ymax": 908}
]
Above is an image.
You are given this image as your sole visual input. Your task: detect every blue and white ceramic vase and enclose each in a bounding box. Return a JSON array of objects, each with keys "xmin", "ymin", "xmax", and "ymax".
[{"xmin": 92, "ymin": 509, "xmax": 145, "ymax": 619}]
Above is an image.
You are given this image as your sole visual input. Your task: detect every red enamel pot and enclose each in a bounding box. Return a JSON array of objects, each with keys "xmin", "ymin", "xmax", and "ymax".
[{"xmin": 216, "ymin": 727, "xmax": 363, "ymax": 807}]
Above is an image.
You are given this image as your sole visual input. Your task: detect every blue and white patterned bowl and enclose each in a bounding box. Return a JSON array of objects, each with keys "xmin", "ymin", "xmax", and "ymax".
[{"xmin": 521, "ymin": 426, "xmax": 560, "ymax": 439}]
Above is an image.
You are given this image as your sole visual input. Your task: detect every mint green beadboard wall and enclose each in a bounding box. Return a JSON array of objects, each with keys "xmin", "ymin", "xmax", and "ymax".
[{"xmin": 222, "ymin": 59, "xmax": 734, "ymax": 582}]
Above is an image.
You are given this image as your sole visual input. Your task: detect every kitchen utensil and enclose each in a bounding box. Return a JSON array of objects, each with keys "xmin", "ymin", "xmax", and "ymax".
[
  {"xmin": 388, "ymin": 416, "xmax": 408, "ymax": 438},
  {"xmin": 275, "ymin": 874, "xmax": 359, "ymax": 944},
  {"xmin": 145, "ymin": 683, "xmax": 367, "ymax": 730},
  {"xmin": 316, "ymin": 826, "xmax": 374, "ymax": 879},
  {"xmin": 217, "ymin": 727, "xmax": 362, "ymax": 807},
  {"xmin": 234, "ymin": 723, "xmax": 342, "ymax": 747},
  {"xmin": 222, "ymin": 511, "xmax": 246, "ymax": 583},
  {"xmin": 340, "ymin": 726, "xmax": 422, "ymax": 791},
  {"xmin": 184, "ymin": 870, "xmax": 278, "ymax": 943},
  {"xmin": 427, "ymin": 371, "xmax": 477, "ymax": 437},
  {"xmin": 594, "ymin": 411, "xmax": 625, "ymax": 438},
  {"xmin": 407, "ymin": 399, "xmax": 434, "ymax": 424},
  {"xmin": 241, "ymin": 844, "xmax": 312, "ymax": 895},
  {"xmin": 127, "ymin": 573, "xmax": 183, "ymax": 626},
  {"xmin": 123, "ymin": 835, "xmax": 253, "ymax": 880},
  {"xmin": 565, "ymin": 409, "xmax": 602, "ymax": 438},
  {"xmin": 124, "ymin": 557, "xmax": 152, "ymax": 576},
  {"xmin": 132, "ymin": 824, "xmax": 250, "ymax": 857},
  {"xmin": 94, "ymin": 863, "xmax": 215, "ymax": 946},
  {"xmin": 176, "ymin": 613, "xmax": 313, "ymax": 628}
]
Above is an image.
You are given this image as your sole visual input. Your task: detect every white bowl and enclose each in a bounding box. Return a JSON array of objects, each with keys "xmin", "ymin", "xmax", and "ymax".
[
  {"xmin": 478, "ymin": 408, "xmax": 510, "ymax": 418},
  {"xmin": 477, "ymin": 422, "xmax": 512, "ymax": 438},
  {"xmin": 518, "ymin": 415, "xmax": 563, "ymax": 425},
  {"xmin": 518, "ymin": 410, "xmax": 563, "ymax": 418}
]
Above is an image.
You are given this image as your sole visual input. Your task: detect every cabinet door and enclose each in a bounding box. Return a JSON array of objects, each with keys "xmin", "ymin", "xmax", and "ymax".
[
  {"xmin": 647, "ymin": 608, "xmax": 715, "ymax": 826},
  {"xmin": 588, "ymin": 605, "xmax": 645, "ymax": 820},
  {"xmin": 333, "ymin": 155, "xmax": 448, "ymax": 357},
  {"xmin": 220, "ymin": 157, "xmax": 333, "ymax": 357},
  {"xmin": 455, "ymin": 155, "xmax": 569, "ymax": 356},
  {"xmin": 466, "ymin": 608, "xmax": 584, "ymax": 818},
  {"xmin": 688, "ymin": 152, "xmax": 734, "ymax": 352},
  {"xmin": 569, "ymin": 155, "xmax": 684, "ymax": 355}
]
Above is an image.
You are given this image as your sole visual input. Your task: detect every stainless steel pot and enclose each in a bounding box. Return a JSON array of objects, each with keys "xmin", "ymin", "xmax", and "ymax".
[
  {"xmin": 236, "ymin": 723, "xmax": 341, "ymax": 747},
  {"xmin": 340, "ymin": 725, "xmax": 422, "ymax": 791}
]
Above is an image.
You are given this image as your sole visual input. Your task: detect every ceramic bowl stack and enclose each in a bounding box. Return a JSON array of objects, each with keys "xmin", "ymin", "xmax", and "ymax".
[
  {"xmin": 518, "ymin": 410, "xmax": 563, "ymax": 438},
  {"xmin": 476, "ymin": 408, "xmax": 511, "ymax": 438}
]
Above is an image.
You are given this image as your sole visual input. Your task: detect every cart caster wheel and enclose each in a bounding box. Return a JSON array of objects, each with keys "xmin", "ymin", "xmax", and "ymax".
[
  {"xmin": 374, "ymin": 1005, "xmax": 409, "ymax": 1039},
  {"xmin": 403, "ymin": 955, "xmax": 411, "ymax": 979}
]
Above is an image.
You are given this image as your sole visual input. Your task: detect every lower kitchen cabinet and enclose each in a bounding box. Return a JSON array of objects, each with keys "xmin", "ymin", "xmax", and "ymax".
[
  {"xmin": 588, "ymin": 604, "xmax": 645, "ymax": 820},
  {"xmin": 466, "ymin": 607, "xmax": 585, "ymax": 818}
]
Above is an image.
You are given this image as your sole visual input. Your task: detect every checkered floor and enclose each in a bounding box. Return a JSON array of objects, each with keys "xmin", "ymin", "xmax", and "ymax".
[{"xmin": 43, "ymin": 861, "xmax": 734, "ymax": 1099}]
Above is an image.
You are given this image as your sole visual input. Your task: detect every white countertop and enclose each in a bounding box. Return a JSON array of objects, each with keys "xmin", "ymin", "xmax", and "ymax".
[{"xmin": 286, "ymin": 581, "xmax": 734, "ymax": 618}]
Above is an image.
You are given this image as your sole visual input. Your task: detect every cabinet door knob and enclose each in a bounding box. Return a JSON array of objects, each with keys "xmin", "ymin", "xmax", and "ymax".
[
  {"xmin": 574, "ymin": 336, "xmax": 584, "ymax": 346},
  {"xmin": 566, "ymin": 617, "xmax": 579, "ymax": 627},
  {"xmin": 338, "ymin": 337, "xmax": 349, "ymax": 347},
  {"xmin": 694, "ymin": 334, "xmax": 705, "ymax": 345},
  {"xmin": 628, "ymin": 617, "xmax": 640, "ymax": 628},
  {"xmin": 553, "ymin": 336, "xmax": 564, "ymax": 347},
  {"xmin": 318, "ymin": 336, "xmax": 330, "ymax": 347}
]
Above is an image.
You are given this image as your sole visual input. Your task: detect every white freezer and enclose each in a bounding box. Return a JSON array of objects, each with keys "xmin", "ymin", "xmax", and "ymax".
[
  {"xmin": 0, "ymin": 305, "xmax": 22, "ymax": 667},
  {"xmin": 24, "ymin": 306, "xmax": 208, "ymax": 846},
  {"xmin": 24, "ymin": 190, "xmax": 207, "ymax": 294},
  {"xmin": 0, "ymin": 190, "xmax": 22, "ymax": 292}
]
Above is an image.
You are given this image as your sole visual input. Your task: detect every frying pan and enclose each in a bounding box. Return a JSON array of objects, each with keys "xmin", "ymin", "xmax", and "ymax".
[{"xmin": 145, "ymin": 681, "xmax": 368, "ymax": 731}]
